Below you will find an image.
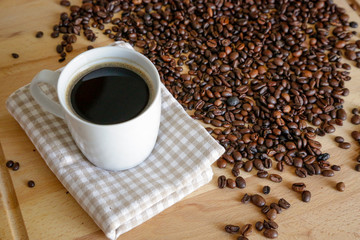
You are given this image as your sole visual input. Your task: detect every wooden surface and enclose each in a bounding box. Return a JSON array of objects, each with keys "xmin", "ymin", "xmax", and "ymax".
[{"xmin": 1, "ymin": 0, "xmax": 360, "ymax": 239}]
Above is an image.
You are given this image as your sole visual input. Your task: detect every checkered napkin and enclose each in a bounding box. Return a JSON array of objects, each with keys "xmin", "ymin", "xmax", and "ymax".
[{"xmin": 6, "ymin": 81, "xmax": 224, "ymax": 239}]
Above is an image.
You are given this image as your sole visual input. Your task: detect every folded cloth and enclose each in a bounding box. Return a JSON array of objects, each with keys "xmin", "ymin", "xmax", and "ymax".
[{"xmin": 6, "ymin": 81, "xmax": 225, "ymax": 239}]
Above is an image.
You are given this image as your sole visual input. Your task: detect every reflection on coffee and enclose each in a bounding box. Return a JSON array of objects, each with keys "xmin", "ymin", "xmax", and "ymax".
[{"xmin": 68, "ymin": 64, "xmax": 150, "ymax": 124}]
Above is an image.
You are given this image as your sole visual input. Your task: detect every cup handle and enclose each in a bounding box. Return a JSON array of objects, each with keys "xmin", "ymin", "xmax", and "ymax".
[{"xmin": 30, "ymin": 69, "xmax": 64, "ymax": 119}]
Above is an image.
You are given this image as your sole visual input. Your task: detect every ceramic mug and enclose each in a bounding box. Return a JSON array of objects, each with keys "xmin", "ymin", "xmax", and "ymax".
[{"xmin": 30, "ymin": 42, "xmax": 161, "ymax": 171}]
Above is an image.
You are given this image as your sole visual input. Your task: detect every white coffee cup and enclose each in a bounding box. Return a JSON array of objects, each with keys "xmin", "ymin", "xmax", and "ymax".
[{"xmin": 30, "ymin": 42, "xmax": 161, "ymax": 171}]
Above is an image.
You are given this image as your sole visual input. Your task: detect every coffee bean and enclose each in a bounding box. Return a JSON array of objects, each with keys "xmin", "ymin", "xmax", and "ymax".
[
  {"xmin": 241, "ymin": 224, "xmax": 253, "ymax": 237},
  {"xmin": 235, "ymin": 176, "xmax": 246, "ymax": 189},
  {"xmin": 278, "ymin": 198, "xmax": 291, "ymax": 209},
  {"xmin": 270, "ymin": 203, "xmax": 282, "ymax": 214},
  {"xmin": 60, "ymin": 0, "xmax": 70, "ymax": 6},
  {"xmin": 295, "ymin": 167, "xmax": 307, "ymax": 178},
  {"xmin": 352, "ymin": 108, "xmax": 360, "ymax": 115},
  {"xmin": 302, "ymin": 190, "xmax": 311, "ymax": 202},
  {"xmin": 237, "ymin": 237, "xmax": 249, "ymax": 240},
  {"xmin": 269, "ymin": 174, "xmax": 282, "ymax": 183},
  {"xmin": 357, "ymin": 155, "xmax": 360, "ymax": 163},
  {"xmin": 339, "ymin": 142, "xmax": 351, "ymax": 149},
  {"xmin": 351, "ymin": 115, "xmax": 360, "ymax": 125},
  {"xmin": 350, "ymin": 21, "xmax": 358, "ymax": 28},
  {"xmin": 217, "ymin": 175, "xmax": 226, "ymax": 189},
  {"xmin": 292, "ymin": 182, "xmax": 306, "ymax": 192},
  {"xmin": 241, "ymin": 193, "xmax": 251, "ymax": 204},
  {"xmin": 351, "ymin": 131, "xmax": 360, "ymax": 141},
  {"xmin": 266, "ymin": 209, "xmax": 277, "ymax": 220},
  {"xmin": 322, "ymin": 169, "xmax": 335, "ymax": 177},
  {"xmin": 35, "ymin": 31, "xmax": 44, "ymax": 38},
  {"xmin": 87, "ymin": 45, "xmax": 94, "ymax": 50},
  {"xmin": 12, "ymin": 162, "xmax": 20, "ymax": 171},
  {"xmin": 334, "ymin": 136, "xmax": 344, "ymax": 143},
  {"xmin": 263, "ymin": 186, "xmax": 270, "ymax": 195},
  {"xmin": 255, "ymin": 221, "xmax": 264, "ymax": 231},
  {"xmin": 257, "ymin": 170, "xmax": 269, "ymax": 178},
  {"xmin": 251, "ymin": 194, "xmax": 266, "ymax": 207},
  {"xmin": 355, "ymin": 164, "xmax": 360, "ymax": 172},
  {"xmin": 263, "ymin": 229, "xmax": 278, "ymax": 239},
  {"xmin": 262, "ymin": 205, "xmax": 270, "ymax": 214},
  {"xmin": 225, "ymin": 224, "xmax": 240, "ymax": 234},
  {"xmin": 217, "ymin": 158, "xmax": 227, "ymax": 168},
  {"xmin": 336, "ymin": 182, "xmax": 345, "ymax": 192},
  {"xmin": 11, "ymin": 53, "xmax": 19, "ymax": 59},
  {"xmin": 6, "ymin": 160, "xmax": 14, "ymax": 168},
  {"xmin": 226, "ymin": 96, "xmax": 240, "ymax": 106},
  {"xmin": 28, "ymin": 180, "xmax": 35, "ymax": 188},
  {"xmin": 331, "ymin": 165, "xmax": 341, "ymax": 171}
]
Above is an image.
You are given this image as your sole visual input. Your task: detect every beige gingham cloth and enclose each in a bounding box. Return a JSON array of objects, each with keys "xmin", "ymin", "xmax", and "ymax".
[{"xmin": 6, "ymin": 81, "xmax": 225, "ymax": 239}]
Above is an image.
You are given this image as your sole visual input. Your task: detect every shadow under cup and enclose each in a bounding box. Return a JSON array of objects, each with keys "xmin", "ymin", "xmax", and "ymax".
[{"xmin": 58, "ymin": 47, "xmax": 161, "ymax": 171}]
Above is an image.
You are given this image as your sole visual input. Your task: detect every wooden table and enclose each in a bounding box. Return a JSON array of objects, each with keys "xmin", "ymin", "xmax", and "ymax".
[{"xmin": 1, "ymin": 0, "xmax": 360, "ymax": 239}]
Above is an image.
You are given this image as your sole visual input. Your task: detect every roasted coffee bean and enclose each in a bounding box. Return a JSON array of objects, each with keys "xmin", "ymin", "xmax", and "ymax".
[
  {"xmin": 336, "ymin": 182, "xmax": 345, "ymax": 192},
  {"xmin": 302, "ymin": 190, "xmax": 311, "ymax": 202},
  {"xmin": 241, "ymin": 224, "xmax": 253, "ymax": 237},
  {"xmin": 217, "ymin": 158, "xmax": 227, "ymax": 168},
  {"xmin": 35, "ymin": 31, "xmax": 44, "ymax": 38},
  {"xmin": 255, "ymin": 221, "xmax": 264, "ymax": 231},
  {"xmin": 12, "ymin": 162, "xmax": 20, "ymax": 171},
  {"xmin": 263, "ymin": 186, "xmax": 270, "ymax": 195},
  {"xmin": 60, "ymin": 0, "xmax": 70, "ymax": 6},
  {"xmin": 352, "ymin": 108, "xmax": 360, "ymax": 115},
  {"xmin": 266, "ymin": 209, "xmax": 277, "ymax": 220},
  {"xmin": 6, "ymin": 160, "xmax": 14, "ymax": 168},
  {"xmin": 267, "ymin": 220, "xmax": 279, "ymax": 229},
  {"xmin": 257, "ymin": 170, "xmax": 269, "ymax": 178},
  {"xmin": 295, "ymin": 168, "xmax": 307, "ymax": 178},
  {"xmin": 322, "ymin": 169, "xmax": 335, "ymax": 177},
  {"xmin": 339, "ymin": 142, "xmax": 351, "ymax": 149},
  {"xmin": 225, "ymin": 224, "xmax": 240, "ymax": 234},
  {"xmin": 235, "ymin": 176, "xmax": 246, "ymax": 189},
  {"xmin": 278, "ymin": 198, "xmax": 291, "ymax": 209},
  {"xmin": 87, "ymin": 45, "xmax": 94, "ymax": 50},
  {"xmin": 292, "ymin": 182, "xmax": 306, "ymax": 192},
  {"xmin": 263, "ymin": 229, "xmax": 278, "ymax": 239},
  {"xmin": 251, "ymin": 194, "xmax": 266, "ymax": 207},
  {"xmin": 355, "ymin": 164, "xmax": 360, "ymax": 172},
  {"xmin": 269, "ymin": 174, "xmax": 282, "ymax": 183},
  {"xmin": 217, "ymin": 175, "xmax": 226, "ymax": 189},
  {"xmin": 11, "ymin": 53, "xmax": 19, "ymax": 59},
  {"xmin": 243, "ymin": 161, "xmax": 253, "ymax": 172},
  {"xmin": 351, "ymin": 115, "xmax": 360, "ymax": 125},
  {"xmin": 27, "ymin": 180, "xmax": 35, "ymax": 188},
  {"xmin": 261, "ymin": 205, "xmax": 270, "ymax": 214},
  {"xmin": 350, "ymin": 21, "xmax": 358, "ymax": 28},
  {"xmin": 351, "ymin": 131, "xmax": 360, "ymax": 141},
  {"xmin": 241, "ymin": 193, "xmax": 251, "ymax": 204},
  {"xmin": 331, "ymin": 165, "xmax": 341, "ymax": 171},
  {"xmin": 334, "ymin": 136, "xmax": 344, "ymax": 143},
  {"xmin": 227, "ymin": 178, "xmax": 236, "ymax": 189},
  {"xmin": 237, "ymin": 237, "xmax": 249, "ymax": 240},
  {"xmin": 270, "ymin": 203, "xmax": 282, "ymax": 214}
]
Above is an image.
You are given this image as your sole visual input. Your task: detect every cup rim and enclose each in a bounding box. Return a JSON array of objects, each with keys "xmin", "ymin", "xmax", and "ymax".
[{"xmin": 57, "ymin": 46, "xmax": 161, "ymax": 127}]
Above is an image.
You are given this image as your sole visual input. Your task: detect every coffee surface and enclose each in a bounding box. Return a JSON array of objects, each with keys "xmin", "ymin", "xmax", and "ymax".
[{"xmin": 70, "ymin": 66, "xmax": 149, "ymax": 124}]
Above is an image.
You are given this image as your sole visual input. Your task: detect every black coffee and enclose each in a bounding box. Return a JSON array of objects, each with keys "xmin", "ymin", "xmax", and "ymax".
[{"xmin": 70, "ymin": 66, "xmax": 150, "ymax": 124}]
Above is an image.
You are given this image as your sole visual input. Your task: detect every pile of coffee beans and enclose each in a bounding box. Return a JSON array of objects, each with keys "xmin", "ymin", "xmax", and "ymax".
[{"xmin": 49, "ymin": 0, "xmax": 360, "ymax": 238}]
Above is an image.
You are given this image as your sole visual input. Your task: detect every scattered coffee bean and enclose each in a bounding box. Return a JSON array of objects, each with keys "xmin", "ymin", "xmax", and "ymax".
[
  {"xmin": 266, "ymin": 209, "xmax": 277, "ymax": 220},
  {"xmin": 292, "ymin": 183, "xmax": 306, "ymax": 192},
  {"xmin": 331, "ymin": 165, "xmax": 341, "ymax": 171},
  {"xmin": 225, "ymin": 224, "xmax": 240, "ymax": 234},
  {"xmin": 355, "ymin": 164, "xmax": 360, "ymax": 172},
  {"xmin": 241, "ymin": 193, "xmax": 251, "ymax": 204},
  {"xmin": 217, "ymin": 175, "xmax": 226, "ymax": 189},
  {"xmin": 251, "ymin": 194, "xmax": 266, "ymax": 207},
  {"xmin": 261, "ymin": 205, "xmax": 270, "ymax": 214},
  {"xmin": 302, "ymin": 190, "xmax": 311, "ymax": 203},
  {"xmin": 255, "ymin": 221, "xmax": 264, "ymax": 231},
  {"xmin": 35, "ymin": 31, "xmax": 44, "ymax": 38},
  {"xmin": 351, "ymin": 115, "xmax": 360, "ymax": 125},
  {"xmin": 350, "ymin": 21, "xmax": 358, "ymax": 28},
  {"xmin": 257, "ymin": 170, "xmax": 269, "ymax": 178},
  {"xmin": 6, "ymin": 160, "xmax": 14, "ymax": 168},
  {"xmin": 322, "ymin": 169, "xmax": 335, "ymax": 177},
  {"xmin": 351, "ymin": 131, "xmax": 360, "ymax": 141},
  {"xmin": 334, "ymin": 136, "xmax": 344, "ymax": 143},
  {"xmin": 235, "ymin": 176, "xmax": 246, "ymax": 189},
  {"xmin": 237, "ymin": 237, "xmax": 249, "ymax": 240},
  {"xmin": 336, "ymin": 182, "xmax": 345, "ymax": 192},
  {"xmin": 263, "ymin": 186, "xmax": 271, "ymax": 195},
  {"xmin": 263, "ymin": 229, "xmax": 278, "ymax": 239},
  {"xmin": 87, "ymin": 45, "xmax": 94, "ymax": 50},
  {"xmin": 60, "ymin": 0, "xmax": 70, "ymax": 6},
  {"xmin": 11, "ymin": 53, "xmax": 19, "ymax": 59},
  {"xmin": 270, "ymin": 203, "xmax": 282, "ymax": 214},
  {"xmin": 269, "ymin": 174, "xmax": 282, "ymax": 183},
  {"xmin": 241, "ymin": 224, "xmax": 253, "ymax": 237},
  {"xmin": 227, "ymin": 178, "xmax": 236, "ymax": 189},
  {"xmin": 12, "ymin": 162, "xmax": 20, "ymax": 171},
  {"xmin": 352, "ymin": 108, "xmax": 360, "ymax": 115},
  {"xmin": 278, "ymin": 198, "xmax": 291, "ymax": 209},
  {"xmin": 339, "ymin": 142, "xmax": 351, "ymax": 149},
  {"xmin": 27, "ymin": 180, "xmax": 35, "ymax": 188}
]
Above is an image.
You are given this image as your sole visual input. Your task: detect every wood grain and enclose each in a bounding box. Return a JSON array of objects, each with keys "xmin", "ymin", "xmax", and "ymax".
[{"xmin": 1, "ymin": 0, "xmax": 360, "ymax": 239}]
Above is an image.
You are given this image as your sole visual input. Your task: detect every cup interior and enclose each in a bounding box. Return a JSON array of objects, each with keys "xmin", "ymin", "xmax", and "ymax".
[{"xmin": 57, "ymin": 47, "xmax": 160, "ymax": 125}]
